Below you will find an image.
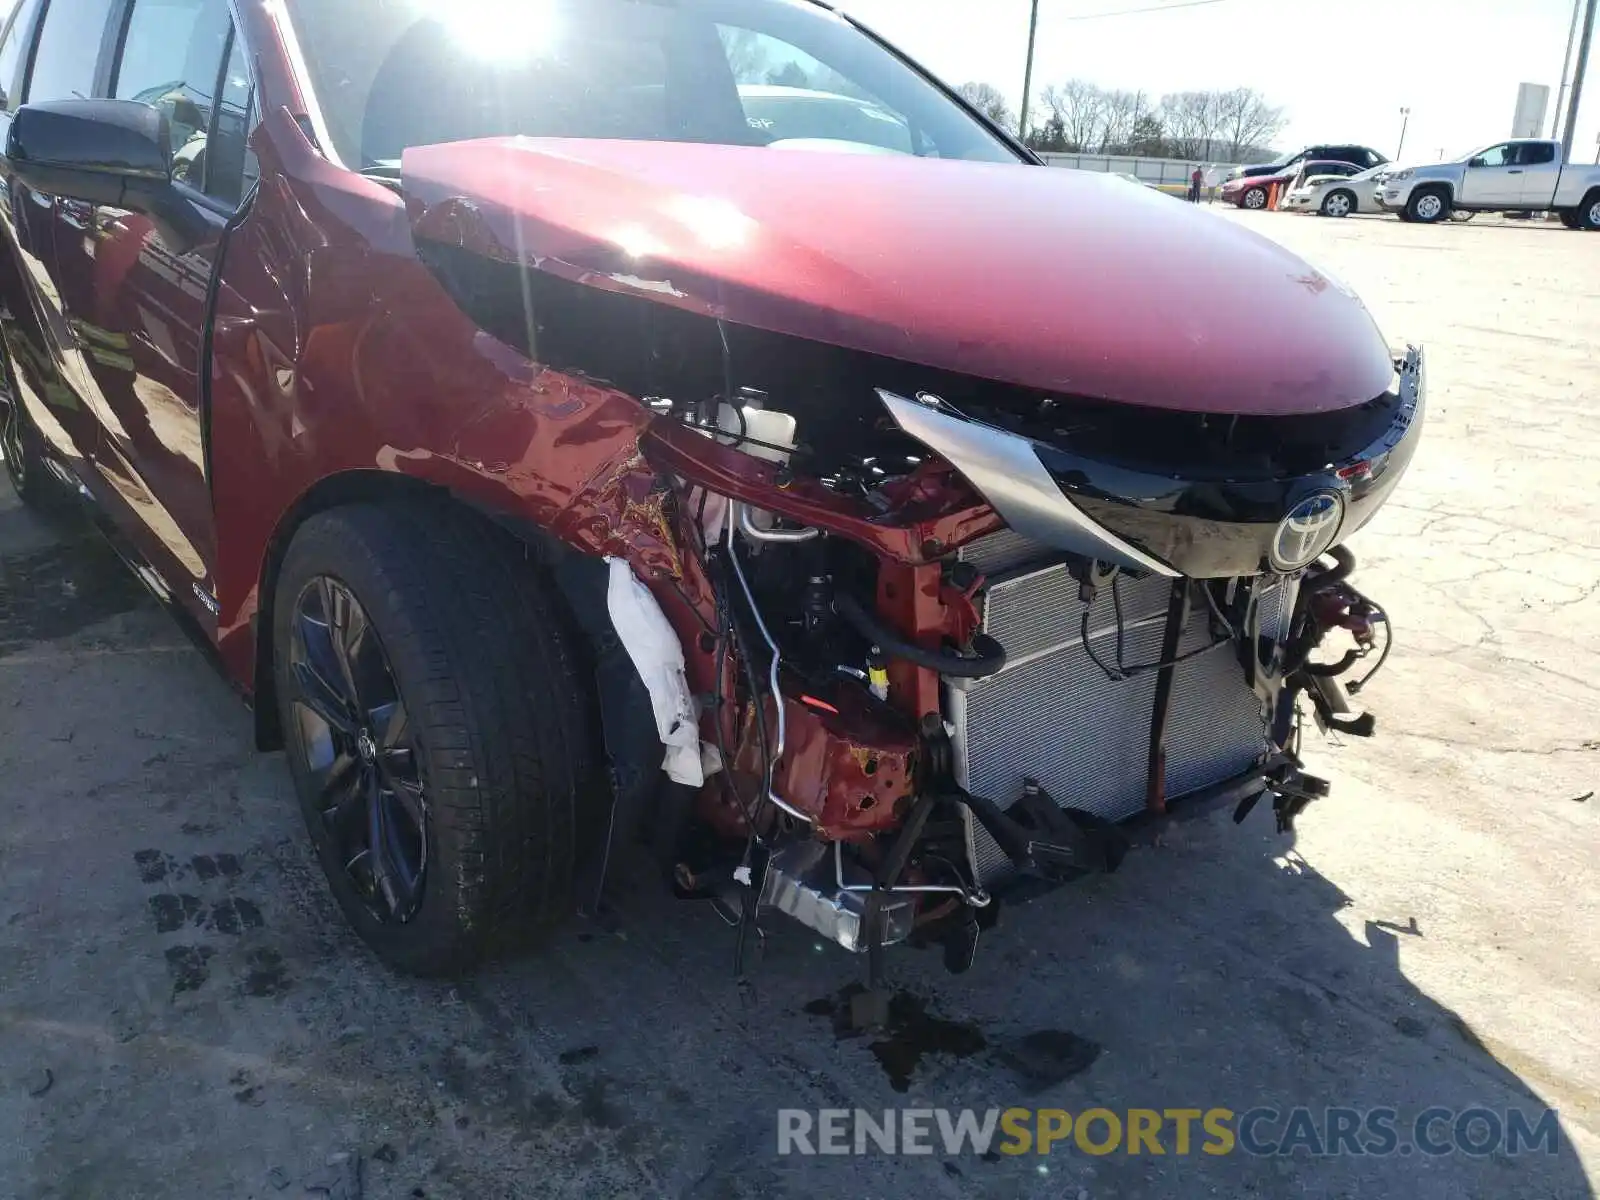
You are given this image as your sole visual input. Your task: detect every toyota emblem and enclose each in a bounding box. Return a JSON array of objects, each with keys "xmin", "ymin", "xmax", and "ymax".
[{"xmin": 1270, "ymin": 492, "xmax": 1345, "ymax": 571}]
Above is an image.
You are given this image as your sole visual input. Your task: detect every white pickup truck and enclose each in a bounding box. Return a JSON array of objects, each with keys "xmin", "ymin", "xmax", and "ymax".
[{"xmin": 1378, "ymin": 138, "xmax": 1600, "ymax": 228}]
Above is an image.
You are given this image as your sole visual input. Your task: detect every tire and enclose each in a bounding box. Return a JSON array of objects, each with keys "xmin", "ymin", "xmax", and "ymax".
[
  {"xmin": 1578, "ymin": 191, "xmax": 1600, "ymax": 231},
  {"xmin": 1405, "ymin": 187, "xmax": 1450, "ymax": 223},
  {"xmin": 1558, "ymin": 208, "xmax": 1581, "ymax": 229},
  {"xmin": 1320, "ymin": 189, "xmax": 1356, "ymax": 218},
  {"xmin": 1240, "ymin": 186, "xmax": 1267, "ymax": 210},
  {"xmin": 272, "ymin": 501, "xmax": 601, "ymax": 976},
  {"xmin": 0, "ymin": 342, "xmax": 62, "ymax": 511}
]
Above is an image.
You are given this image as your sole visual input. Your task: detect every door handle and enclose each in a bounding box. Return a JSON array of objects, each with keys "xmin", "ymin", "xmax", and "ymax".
[{"xmin": 1507, "ymin": 169, "xmax": 1523, "ymax": 174}]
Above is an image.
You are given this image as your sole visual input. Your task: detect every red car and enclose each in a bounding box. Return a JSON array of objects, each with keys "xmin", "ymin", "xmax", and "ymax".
[{"xmin": 0, "ymin": 0, "xmax": 1421, "ymax": 988}]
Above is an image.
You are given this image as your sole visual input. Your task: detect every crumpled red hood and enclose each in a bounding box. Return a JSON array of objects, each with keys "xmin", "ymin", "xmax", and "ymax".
[{"xmin": 401, "ymin": 138, "xmax": 1396, "ymax": 416}]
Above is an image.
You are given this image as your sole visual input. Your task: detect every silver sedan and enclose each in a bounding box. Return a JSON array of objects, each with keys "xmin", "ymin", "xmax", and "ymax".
[{"xmin": 1281, "ymin": 163, "xmax": 1388, "ymax": 217}]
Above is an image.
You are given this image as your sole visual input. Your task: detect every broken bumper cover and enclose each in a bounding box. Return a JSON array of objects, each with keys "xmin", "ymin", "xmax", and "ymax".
[
  {"xmin": 1040, "ymin": 347, "xmax": 1426, "ymax": 578},
  {"xmin": 879, "ymin": 349, "xmax": 1424, "ymax": 579}
]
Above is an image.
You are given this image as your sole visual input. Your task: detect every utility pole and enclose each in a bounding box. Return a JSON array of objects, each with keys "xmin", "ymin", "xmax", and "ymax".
[
  {"xmin": 1562, "ymin": 0, "xmax": 1597, "ymax": 162},
  {"xmin": 1019, "ymin": 0, "xmax": 1040, "ymax": 143},
  {"xmin": 1554, "ymin": 0, "xmax": 1583, "ymax": 138},
  {"xmin": 1396, "ymin": 107, "xmax": 1411, "ymax": 161}
]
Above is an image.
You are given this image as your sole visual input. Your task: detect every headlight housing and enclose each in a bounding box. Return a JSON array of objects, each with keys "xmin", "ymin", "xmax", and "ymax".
[{"xmin": 1390, "ymin": 168, "xmax": 1413, "ymax": 181}]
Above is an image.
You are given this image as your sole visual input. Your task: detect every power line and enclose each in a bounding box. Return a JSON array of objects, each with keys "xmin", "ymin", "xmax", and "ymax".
[{"xmin": 1056, "ymin": 0, "xmax": 1227, "ymax": 20}]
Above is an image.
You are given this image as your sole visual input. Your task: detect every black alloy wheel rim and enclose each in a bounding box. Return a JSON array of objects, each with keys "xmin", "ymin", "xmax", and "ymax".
[
  {"xmin": 2, "ymin": 394, "xmax": 24, "ymax": 491},
  {"xmin": 290, "ymin": 575, "xmax": 428, "ymax": 924}
]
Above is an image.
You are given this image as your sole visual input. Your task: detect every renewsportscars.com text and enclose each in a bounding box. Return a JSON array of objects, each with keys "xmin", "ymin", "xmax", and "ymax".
[{"xmin": 776, "ymin": 1106, "xmax": 1562, "ymax": 1158}]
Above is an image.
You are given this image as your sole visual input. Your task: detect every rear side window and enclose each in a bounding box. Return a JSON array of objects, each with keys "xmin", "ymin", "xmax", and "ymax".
[
  {"xmin": 26, "ymin": 0, "xmax": 119, "ymax": 104},
  {"xmin": 0, "ymin": 0, "xmax": 47, "ymax": 111},
  {"xmin": 1519, "ymin": 142, "xmax": 1556, "ymax": 166}
]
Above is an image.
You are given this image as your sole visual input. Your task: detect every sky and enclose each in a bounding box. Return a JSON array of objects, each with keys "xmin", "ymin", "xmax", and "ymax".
[{"xmin": 839, "ymin": 0, "xmax": 1600, "ymax": 165}]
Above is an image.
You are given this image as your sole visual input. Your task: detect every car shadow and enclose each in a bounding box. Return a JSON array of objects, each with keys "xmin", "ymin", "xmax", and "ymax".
[{"xmin": 441, "ymin": 790, "xmax": 1600, "ymax": 1200}]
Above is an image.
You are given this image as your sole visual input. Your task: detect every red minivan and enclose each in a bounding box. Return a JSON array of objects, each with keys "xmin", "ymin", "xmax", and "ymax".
[{"xmin": 0, "ymin": 0, "xmax": 1421, "ymax": 989}]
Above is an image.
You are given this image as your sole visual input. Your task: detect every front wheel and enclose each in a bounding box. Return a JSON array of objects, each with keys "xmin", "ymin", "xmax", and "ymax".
[
  {"xmin": 1240, "ymin": 186, "xmax": 1268, "ymax": 210},
  {"xmin": 1, "ymin": 345, "xmax": 62, "ymax": 511},
  {"xmin": 1320, "ymin": 189, "xmax": 1355, "ymax": 218},
  {"xmin": 272, "ymin": 502, "xmax": 600, "ymax": 976},
  {"xmin": 1406, "ymin": 187, "xmax": 1450, "ymax": 223}
]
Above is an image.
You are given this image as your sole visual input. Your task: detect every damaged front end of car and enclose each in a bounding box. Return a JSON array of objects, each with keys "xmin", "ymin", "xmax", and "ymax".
[
  {"xmin": 398, "ymin": 139, "xmax": 1425, "ymax": 987},
  {"xmin": 639, "ymin": 349, "xmax": 1422, "ymax": 980}
]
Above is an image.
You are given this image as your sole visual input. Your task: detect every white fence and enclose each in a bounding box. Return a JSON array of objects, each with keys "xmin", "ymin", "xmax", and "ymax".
[{"xmin": 1039, "ymin": 152, "xmax": 1234, "ymax": 190}]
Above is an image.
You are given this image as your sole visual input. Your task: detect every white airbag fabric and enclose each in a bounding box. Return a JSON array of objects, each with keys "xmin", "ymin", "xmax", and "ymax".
[{"xmin": 605, "ymin": 557, "xmax": 704, "ymax": 787}]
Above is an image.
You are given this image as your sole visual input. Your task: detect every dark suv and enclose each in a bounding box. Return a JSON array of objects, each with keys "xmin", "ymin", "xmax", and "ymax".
[
  {"xmin": 1232, "ymin": 144, "xmax": 1389, "ymax": 180},
  {"xmin": 0, "ymin": 0, "xmax": 1421, "ymax": 984}
]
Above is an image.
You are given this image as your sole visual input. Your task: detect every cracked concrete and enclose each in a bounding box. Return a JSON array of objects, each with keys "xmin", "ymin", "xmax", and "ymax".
[{"xmin": 0, "ymin": 209, "xmax": 1596, "ymax": 1199}]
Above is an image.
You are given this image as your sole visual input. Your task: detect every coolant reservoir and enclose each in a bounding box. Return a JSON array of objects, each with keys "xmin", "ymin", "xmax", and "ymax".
[{"xmin": 716, "ymin": 403, "xmax": 797, "ymax": 467}]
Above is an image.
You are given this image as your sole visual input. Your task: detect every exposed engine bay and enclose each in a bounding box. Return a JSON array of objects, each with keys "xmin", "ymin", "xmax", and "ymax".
[{"xmin": 411, "ymin": 200, "xmax": 1425, "ymax": 996}]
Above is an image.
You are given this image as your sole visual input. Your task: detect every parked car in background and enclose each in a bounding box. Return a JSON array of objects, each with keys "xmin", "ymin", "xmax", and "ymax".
[
  {"xmin": 1282, "ymin": 162, "xmax": 1387, "ymax": 217},
  {"xmin": 1222, "ymin": 159, "xmax": 1358, "ymax": 210},
  {"xmin": 1230, "ymin": 144, "xmax": 1388, "ymax": 181},
  {"xmin": 0, "ymin": 0, "xmax": 1421, "ymax": 991},
  {"xmin": 1379, "ymin": 139, "xmax": 1600, "ymax": 227}
]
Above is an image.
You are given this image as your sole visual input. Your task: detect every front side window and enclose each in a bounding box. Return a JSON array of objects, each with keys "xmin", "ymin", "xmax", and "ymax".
[
  {"xmin": 113, "ymin": 0, "xmax": 230, "ymax": 181},
  {"xmin": 0, "ymin": 0, "xmax": 47, "ymax": 112},
  {"xmin": 26, "ymin": 0, "xmax": 119, "ymax": 104},
  {"xmin": 284, "ymin": 0, "xmax": 1020, "ymax": 170},
  {"xmin": 719, "ymin": 27, "xmax": 915, "ymax": 155},
  {"xmin": 1474, "ymin": 144, "xmax": 1514, "ymax": 168},
  {"xmin": 205, "ymin": 30, "xmax": 260, "ymax": 205},
  {"xmin": 113, "ymin": 0, "xmax": 256, "ymax": 206}
]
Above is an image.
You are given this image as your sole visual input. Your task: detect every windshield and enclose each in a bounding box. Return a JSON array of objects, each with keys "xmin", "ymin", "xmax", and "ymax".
[{"xmin": 283, "ymin": 0, "xmax": 1023, "ymax": 170}]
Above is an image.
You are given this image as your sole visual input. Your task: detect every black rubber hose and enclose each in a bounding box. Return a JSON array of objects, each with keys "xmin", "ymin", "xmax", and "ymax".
[
  {"xmin": 1300, "ymin": 648, "xmax": 1362, "ymax": 677},
  {"xmin": 833, "ymin": 591, "xmax": 1008, "ymax": 679},
  {"xmin": 1309, "ymin": 544, "xmax": 1357, "ymax": 588},
  {"xmin": 1282, "ymin": 545, "xmax": 1360, "ymax": 673}
]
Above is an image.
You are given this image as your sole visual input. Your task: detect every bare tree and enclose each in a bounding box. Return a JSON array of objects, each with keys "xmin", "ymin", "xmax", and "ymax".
[
  {"xmin": 1039, "ymin": 80, "xmax": 1105, "ymax": 152},
  {"xmin": 1097, "ymin": 89, "xmax": 1151, "ymax": 153},
  {"xmin": 1159, "ymin": 91, "xmax": 1223, "ymax": 159},
  {"xmin": 1020, "ymin": 76, "xmax": 1286, "ymax": 161},
  {"xmin": 1214, "ymin": 87, "xmax": 1287, "ymax": 161},
  {"xmin": 956, "ymin": 81, "xmax": 1015, "ymax": 133}
]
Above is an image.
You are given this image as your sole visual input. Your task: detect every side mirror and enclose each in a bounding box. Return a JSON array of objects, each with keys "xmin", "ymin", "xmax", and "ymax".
[
  {"xmin": 1467, "ymin": 156, "xmax": 1485, "ymax": 168},
  {"xmin": 3, "ymin": 98, "xmax": 206, "ymax": 253}
]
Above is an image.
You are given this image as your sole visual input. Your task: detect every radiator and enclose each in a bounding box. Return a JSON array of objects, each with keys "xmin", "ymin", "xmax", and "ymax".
[{"xmin": 948, "ymin": 531, "xmax": 1292, "ymax": 884}]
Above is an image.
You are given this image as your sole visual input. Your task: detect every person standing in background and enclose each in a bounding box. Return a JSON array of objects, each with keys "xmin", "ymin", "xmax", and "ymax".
[{"xmin": 1189, "ymin": 165, "xmax": 1204, "ymax": 203}]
